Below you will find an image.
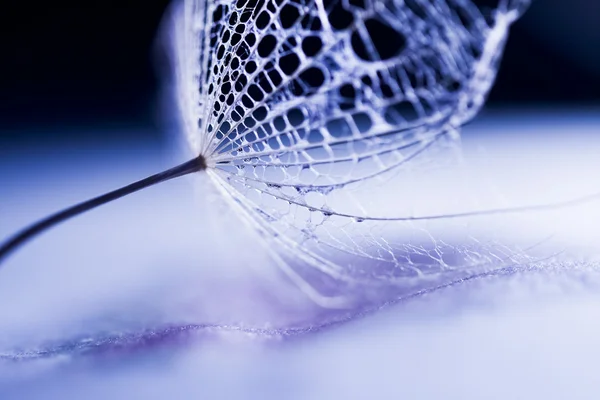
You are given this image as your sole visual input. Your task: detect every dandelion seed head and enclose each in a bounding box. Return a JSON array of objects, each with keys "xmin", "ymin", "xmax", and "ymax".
[{"xmin": 166, "ymin": 0, "xmax": 531, "ymax": 307}]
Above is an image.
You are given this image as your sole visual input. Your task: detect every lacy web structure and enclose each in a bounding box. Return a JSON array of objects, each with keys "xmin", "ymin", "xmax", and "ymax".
[{"xmin": 169, "ymin": 0, "xmax": 531, "ymax": 308}]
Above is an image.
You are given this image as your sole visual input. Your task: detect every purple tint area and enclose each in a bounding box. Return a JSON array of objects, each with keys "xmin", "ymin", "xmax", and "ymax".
[{"xmin": 0, "ymin": 262, "xmax": 534, "ymax": 362}]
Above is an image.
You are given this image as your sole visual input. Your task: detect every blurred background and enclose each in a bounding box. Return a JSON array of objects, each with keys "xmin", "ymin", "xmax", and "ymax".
[{"xmin": 0, "ymin": 0, "xmax": 598, "ymax": 143}]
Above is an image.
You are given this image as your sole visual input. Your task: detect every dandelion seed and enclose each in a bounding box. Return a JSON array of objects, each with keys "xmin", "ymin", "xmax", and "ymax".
[
  {"xmin": 4, "ymin": 0, "xmax": 597, "ymax": 309},
  {"xmin": 5, "ymin": 1, "xmax": 600, "ymax": 362}
]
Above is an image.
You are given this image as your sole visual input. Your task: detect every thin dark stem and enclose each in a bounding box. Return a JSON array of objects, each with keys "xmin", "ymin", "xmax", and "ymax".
[{"xmin": 0, "ymin": 156, "xmax": 206, "ymax": 265}]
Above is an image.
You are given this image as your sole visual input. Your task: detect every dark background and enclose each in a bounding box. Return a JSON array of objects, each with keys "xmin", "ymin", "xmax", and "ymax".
[{"xmin": 1, "ymin": 0, "xmax": 598, "ymax": 141}]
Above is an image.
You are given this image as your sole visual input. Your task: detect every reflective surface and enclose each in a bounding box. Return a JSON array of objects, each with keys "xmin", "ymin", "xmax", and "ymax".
[{"xmin": 1, "ymin": 111, "xmax": 599, "ymax": 399}]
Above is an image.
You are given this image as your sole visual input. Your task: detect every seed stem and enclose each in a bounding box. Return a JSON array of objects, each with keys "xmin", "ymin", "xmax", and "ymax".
[{"xmin": 0, "ymin": 156, "xmax": 206, "ymax": 265}]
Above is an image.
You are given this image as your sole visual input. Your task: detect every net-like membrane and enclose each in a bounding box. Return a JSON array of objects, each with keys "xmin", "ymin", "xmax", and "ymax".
[{"xmin": 168, "ymin": 0, "xmax": 531, "ymax": 308}]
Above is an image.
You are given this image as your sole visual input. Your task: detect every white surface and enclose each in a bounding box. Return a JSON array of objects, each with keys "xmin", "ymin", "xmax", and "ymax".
[{"xmin": 1, "ymin": 111, "xmax": 600, "ymax": 399}]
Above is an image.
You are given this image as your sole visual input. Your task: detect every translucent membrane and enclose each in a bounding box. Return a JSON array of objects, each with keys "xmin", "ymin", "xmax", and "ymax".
[{"xmin": 168, "ymin": 0, "xmax": 532, "ymax": 306}]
